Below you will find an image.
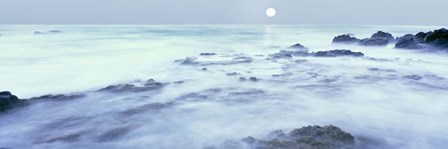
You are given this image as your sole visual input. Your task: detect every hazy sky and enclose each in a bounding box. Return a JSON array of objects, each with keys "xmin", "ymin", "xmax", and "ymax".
[{"xmin": 0, "ymin": 0, "xmax": 447, "ymax": 25}]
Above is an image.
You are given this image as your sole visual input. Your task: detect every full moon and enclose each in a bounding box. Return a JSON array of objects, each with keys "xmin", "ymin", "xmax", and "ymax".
[{"xmin": 266, "ymin": 8, "xmax": 276, "ymax": 17}]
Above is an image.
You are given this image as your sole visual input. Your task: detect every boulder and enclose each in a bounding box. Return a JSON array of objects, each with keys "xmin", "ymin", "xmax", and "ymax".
[
  {"xmin": 371, "ymin": 31, "xmax": 394, "ymax": 42},
  {"xmin": 242, "ymin": 125, "xmax": 356, "ymax": 149},
  {"xmin": 394, "ymin": 28, "xmax": 448, "ymax": 50},
  {"xmin": 332, "ymin": 34, "xmax": 361, "ymax": 44},
  {"xmin": 0, "ymin": 91, "xmax": 26, "ymax": 112},
  {"xmin": 359, "ymin": 38, "xmax": 389, "ymax": 46},
  {"xmin": 287, "ymin": 43, "xmax": 309, "ymax": 50},
  {"xmin": 313, "ymin": 49, "xmax": 364, "ymax": 57},
  {"xmin": 395, "ymin": 34, "xmax": 426, "ymax": 49}
]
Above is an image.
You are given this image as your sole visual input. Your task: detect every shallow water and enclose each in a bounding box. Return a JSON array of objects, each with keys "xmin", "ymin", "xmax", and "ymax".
[{"xmin": 0, "ymin": 25, "xmax": 447, "ymax": 149}]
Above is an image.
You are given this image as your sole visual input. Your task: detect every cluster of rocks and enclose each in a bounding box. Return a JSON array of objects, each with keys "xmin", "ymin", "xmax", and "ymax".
[
  {"xmin": 241, "ymin": 125, "xmax": 356, "ymax": 149},
  {"xmin": 176, "ymin": 56, "xmax": 253, "ymax": 66},
  {"xmin": 98, "ymin": 79, "xmax": 164, "ymax": 93},
  {"xmin": 395, "ymin": 28, "xmax": 448, "ymax": 50},
  {"xmin": 0, "ymin": 91, "xmax": 27, "ymax": 112},
  {"xmin": 269, "ymin": 44, "xmax": 365, "ymax": 59},
  {"xmin": 333, "ymin": 31, "xmax": 394, "ymax": 46}
]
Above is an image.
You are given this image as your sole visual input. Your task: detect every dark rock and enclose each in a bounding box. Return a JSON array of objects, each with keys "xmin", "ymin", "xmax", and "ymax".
[
  {"xmin": 98, "ymin": 79, "xmax": 164, "ymax": 93},
  {"xmin": 313, "ymin": 49, "xmax": 364, "ymax": 57},
  {"xmin": 120, "ymin": 102, "xmax": 174, "ymax": 116},
  {"xmin": 95, "ymin": 125, "xmax": 137, "ymax": 142},
  {"xmin": 268, "ymin": 52, "xmax": 293, "ymax": 59},
  {"xmin": 332, "ymin": 34, "xmax": 361, "ymax": 44},
  {"xmin": 226, "ymin": 72, "xmax": 240, "ymax": 76},
  {"xmin": 395, "ymin": 28, "xmax": 448, "ymax": 50},
  {"xmin": 174, "ymin": 81, "xmax": 185, "ymax": 84},
  {"xmin": 28, "ymin": 94, "xmax": 85, "ymax": 101},
  {"xmin": 359, "ymin": 38, "xmax": 389, "ymax": 46},
  {"xmin": 0, "ymin": 91, "xmax": 26, "ymax": 112},
  {"xmin": 202, "ymin": 68, "xmax": 208, "ymax": 71},
  {"xmin": 288, "ymin": 43, "xmax": 309, "ymax": 50},
  {"xmin": 200, "ymin": 53, "xmax": 217, "ymax": 56},
  {"xmin": 243, "ymin": 125, "xmax": 355, "ymax": 149},
  {"xmin": 395, "ymin": 34, "xmax": 426, "ymax": 49},
  {"xmin": 403, "ymin": 75, "xmax": 423, "ymax": 80},
  {"xmin": 371, "ymin": 31, "xmax": 394, "ymax": 42},
  {"xmin": 249, "ymin": 77, "xmax": 259, "ymax": 81}
]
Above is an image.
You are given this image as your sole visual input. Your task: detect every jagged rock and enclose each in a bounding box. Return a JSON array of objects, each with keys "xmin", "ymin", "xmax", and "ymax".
[
  {"xmin": 98, "ymin": 79, "xmax": 164, "ymax": 92},
  {"xmin": 359, "ymin": 38, "xmax": 389, "ymax": 46},
  {"xmin": 28, "ymin": 94, "xmax": 85, "ymax": 101},
  {"xmin": 313, "ymin": 49, "xmax": 364, "ymax": 57},
  {"xmin": 0, "ymin": 91, "xmax": 27, "ymax": 112},
  {"xmin": 332, "ymin": 34, "xmax": 361, "ymax": 44},
  {"xmin": 242, "ymin": 125, "xmax": 355, "ymax": 149},
  {"xmin": 395, "ymin": 28, "xmax": 448, "ymax": 50},
  {"xmin": 395, "ymin": 34, "xmax": 426, "ymax": 49},
  {"xmin": 287, "ymin": 43, "xmax": 309, "ymax": 50},
  {"xmin": 371, "ymin": 31, "xmax": 394, "ymax": 42}
]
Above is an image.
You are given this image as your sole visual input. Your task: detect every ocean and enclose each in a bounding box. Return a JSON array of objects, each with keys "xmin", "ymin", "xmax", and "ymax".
[{"xmin": 0, "ymin": 25, "xmax": 447, "ymax": 148}]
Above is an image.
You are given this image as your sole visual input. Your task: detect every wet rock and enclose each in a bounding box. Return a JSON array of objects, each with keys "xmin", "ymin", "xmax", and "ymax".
[
  {"xmin": 239, "ymin": 77, "xmax": 259, "ymax": 82},
  {"xmin": 359, "ymin": 38, "xmax": 389, "ymax": 46},
  {"xmin": 313, "ymin": 49, "xmax": 364, "ymax": 57},
  {"xmin": 202, "ymin": 68, "xmax": 208, "ymax": 71},
  {"xmin": 287, "ymin": 43, "xmax": 309, "ymax": 50},
  {"xmin": 33, "ymin": 30, "xmax": 63, "ymax": 35},
  {"xmin": 332, "ymin": 34, "xmax": 361, "ymax": 44},
  {"xmin": 98, "ymin": 79, "xmax": 164, "ymax": 93},
  {"xmin": 33, "ymin": 31, "xmax": 44, "ymax": 34},
  {"xmin": 44, "ymin": 133, "xmax": 82, "ymax": 143},
  {"xmin": 200, "ymin": 53, "xmax": 217, "ymax": 56},
  {"xmin": 243, "ymin": 125, "xmax": 355, "ymax": 149},
  {"xmin": 28, "ymin": 94, "xmax": 85, "ymax": 101},
  {"xmin": 371, "ymin": 31, "xmax": 394, "ymax": 42},
  {"xmin": 176, "ymin": 56, "xmax": 253, "ymax": 66},
  {"xmin": 120, "ymin": 102, "xmax": 174, "ymax": 116},
  {"xmin": 268, "ymin": 52, "xmax": 292, "ymax": 59},
  {"xmin": 249, "ymin": 77, "xmax": 259, "ymax": 81},
  {"xmin": 95, "ymin": 125, "xmax": 137, "ymax": 142},
  {"xmin": 395, "ymin": 34, "xmax": 426, "ymax": 49},
  {"xmin": 226, "ymin": 72, "xmax": 240, "ymax": 76},
  {"xmin": 403, "ymin": 75, "xmax": 423, "ymax": 80},
  {"xmin": 395, "ymin": 28, "xmax": 448, "ymax": 50},
  {"xmin": 0, "ymin": 91, "xmax": 27, "ymax": 112},
  {"xmin": 174, "ymin": 81, "xmax": 185, "ymax": 84}
]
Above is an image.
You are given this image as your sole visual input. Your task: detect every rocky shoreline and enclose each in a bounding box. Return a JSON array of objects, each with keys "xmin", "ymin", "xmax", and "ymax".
[{"xmin": 1, "ymin": 28, "xmax": 447, "ymax": 148}]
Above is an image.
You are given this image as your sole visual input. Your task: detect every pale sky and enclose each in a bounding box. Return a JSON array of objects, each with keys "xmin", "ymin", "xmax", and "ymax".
[{"xmin": 0, "ymin": 0, "xmax": 447, "ymax": 25}]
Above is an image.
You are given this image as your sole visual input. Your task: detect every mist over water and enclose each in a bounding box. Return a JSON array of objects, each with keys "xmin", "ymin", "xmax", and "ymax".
[{"xmin": 1, "ymin": 25, "xmax": 447, "ymax": 148}]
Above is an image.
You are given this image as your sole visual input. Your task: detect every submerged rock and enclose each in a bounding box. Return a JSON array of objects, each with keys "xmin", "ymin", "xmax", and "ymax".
[
  {"xmin": 332, "ymin": 34, "xmax": 361, "ymax": 44},
  {"xmin": 0, "ymin": 91, "xmax": 27, "ymax": 112},
  {"xmin": 98, "ymin": 79, "xmax": 164, "ymax": 93},
  {"xmin": 28, "ymin": 94, "xmax": 85, "ymax": 101},
  {"xmin": 242, "ymin": 125, "xmax": 355, "ymax": 149},
  {"xmin": 200, "ymin": 53, "xmax": 217, "ymax": 56},
  {"xmin": 313, "ymin": 49, "xmax": 364, "ymax": 57}
]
